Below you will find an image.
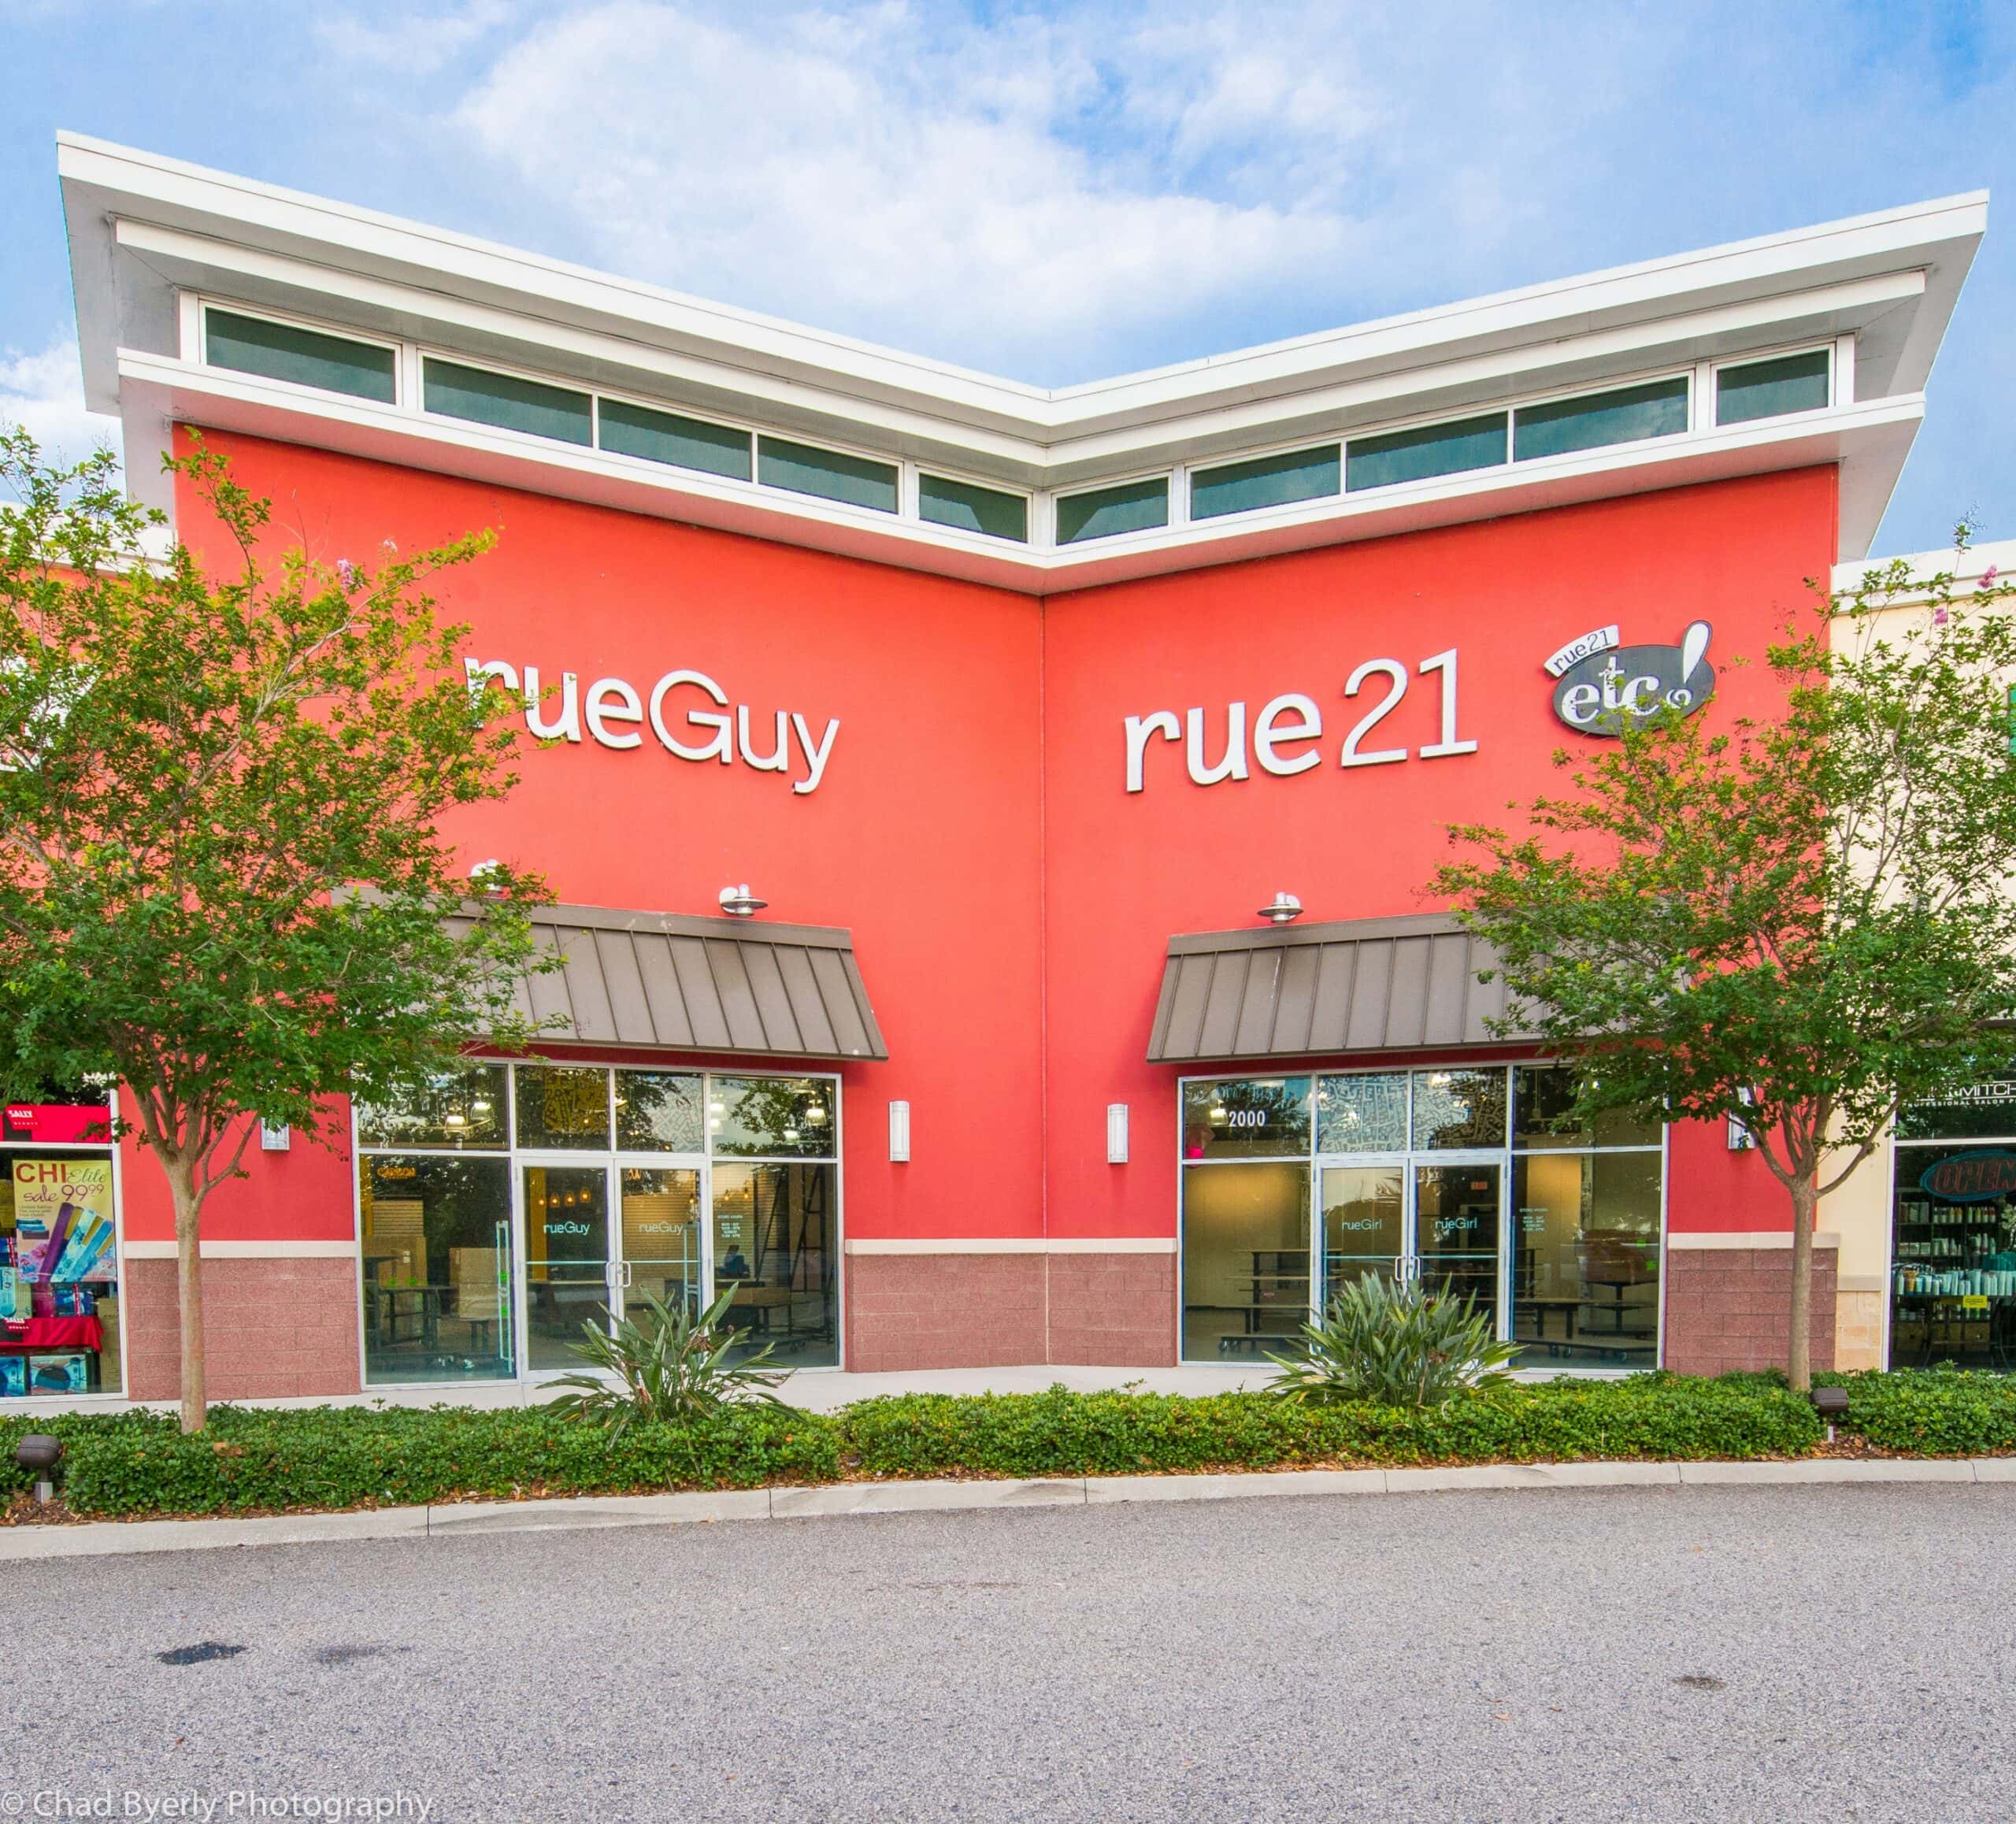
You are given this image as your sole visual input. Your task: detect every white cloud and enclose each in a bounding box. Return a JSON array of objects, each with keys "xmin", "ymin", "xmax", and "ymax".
[
  {"xmin": 314, "ymin": 0, "xmax": 515, "ymax": 76},
  {"xmin": 448, "ymin": 0, "xmax": 1362, "ymax": 377},
  {"xmin": 0, "ymin": 334, "xmax": 121, "ymax": 473}
]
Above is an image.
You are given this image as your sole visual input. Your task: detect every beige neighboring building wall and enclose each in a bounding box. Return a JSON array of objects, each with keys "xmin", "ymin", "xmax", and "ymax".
[{"xmin": 1821, "ymin": 536, "xmax": 2016, "ymax": 1370}]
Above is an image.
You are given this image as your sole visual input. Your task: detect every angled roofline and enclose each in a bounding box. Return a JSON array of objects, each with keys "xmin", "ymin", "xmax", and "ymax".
[{"xmin": 56, "ymin": 132, "xmax": 1986, "ymax": 583}]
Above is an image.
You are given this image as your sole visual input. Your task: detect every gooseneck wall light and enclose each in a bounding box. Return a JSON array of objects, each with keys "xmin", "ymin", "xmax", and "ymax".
[
  {"xmin": 718, "ymin": 884, "xmax": 768, "ymax": 918},
  {"xmin": 1258, "ymin": 892, "xmax": 1303, "ymax": 925}
]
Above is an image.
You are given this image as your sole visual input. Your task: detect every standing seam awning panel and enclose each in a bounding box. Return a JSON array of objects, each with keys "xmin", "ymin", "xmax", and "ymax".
[
  {"xmin": 1147, "ymin": 915, "xmax": 1524, "ymax": 1063},
  {"xmin": 450, "ymin": 903, "xmax": 889, "ymax": 1061}
]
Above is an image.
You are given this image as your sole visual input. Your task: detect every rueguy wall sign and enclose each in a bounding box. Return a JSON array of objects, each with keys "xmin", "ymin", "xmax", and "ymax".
[
  {"xmin": 1547, "ymin": 621, "xmax": 1715, "ymax": 736},
  {"xmin": 466, "ymin": 659, "xmax": 840, "ymax": 795}
]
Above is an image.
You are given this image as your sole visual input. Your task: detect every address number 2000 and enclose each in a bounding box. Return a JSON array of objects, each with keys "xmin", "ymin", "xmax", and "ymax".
[{"xmin": 1123, "ymin": 649, "xmax": 1477, "ymax": 793}]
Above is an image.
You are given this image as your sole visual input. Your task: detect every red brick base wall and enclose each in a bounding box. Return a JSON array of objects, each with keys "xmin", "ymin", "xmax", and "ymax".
[
  {"xmin": 1662, "ymin": 1246, "xmax": 1836, "ymax": 1377},
  {"xmin": 1047, "ymin": 1252, "xmax": 1177, "ymax": 1366},
  {"xmin": 123, "ymin": 1256, "xmax": 363, "ymax": 1402},
  {"xmin": 844, "ymin": 1253, "xmax": 1047, "ymax": 1372},
  {"xmin": 843, "ymin": 1250, "xmax": 1178, "ymax": 1371}
]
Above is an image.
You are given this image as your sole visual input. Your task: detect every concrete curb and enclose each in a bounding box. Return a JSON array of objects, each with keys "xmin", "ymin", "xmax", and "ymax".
[{"xmin": 2, "ymin": 1457, "xmax": 2009, "ymax": 1560}]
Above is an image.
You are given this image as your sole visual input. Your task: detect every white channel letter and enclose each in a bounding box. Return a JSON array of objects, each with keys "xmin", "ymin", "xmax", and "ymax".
[
  {"xmin": 521, "ymin": 665, "xmax": 581, "ymax": 743},
  {"xmin": 1124, "ymin": 710, "xmax": 1180, "ymax": 793},
  {"xmin": 738, "ymin": 706, "xmax": 790, "ymax": 772},
  {"xmin": 584, "ymin": 677, "xmax": 644, "ymax": 750},
  {"xmin": 1340, "ymin": 658, "xmax": 1408, "ymax": 767},
  {"xmin": 1253, "ymin": 693, "xmax": 1324, "ymax": 776},
  {"xmin": 649, "ymin": 669, "xmax": 732, "ymax": 763},
  {"xmin": 1417, "ymin": 650, "xmax": 1478, "ymax": 758},
  {"xmin": 790, "ymin": 714, "xmax": 840, "ymax": 795},
  {"xmin": 463, "ymin": 658, "xmax": 518, "ymax": 706},
  {"xmin": 1186, "ymin": 703, "xmax": 1249, "ymax": 786}
]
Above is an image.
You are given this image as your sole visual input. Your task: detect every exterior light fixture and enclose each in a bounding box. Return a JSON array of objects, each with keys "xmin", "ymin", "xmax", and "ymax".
[
  {"xmin": 1258, "ymin": 892, "xmax": 1303, "ymax": 925},
  {"xmin": 889, "ymin": 1099, "xmax": 911, "ymax": 1162},
  {"xmin": 1106, "ymin": 1103, "xmax": 1129, "ymax": 1164},
  {"xmin": 718, "ymin": 884, "xmax": 767, "ymax": 918},
  {"xmin": 1810, "ymin": 1385, "xmax": 1850, "ymax": 1441},
  {"xmin": 15, "ymin": 1434, "xmax": 61, "ymax": 1504},
  {"xmin": 469, "ymin": 859, "xmax": 506, "ymax": 896},
  {"xmin": 259, "ymin": 1120, "xmax": 291, "ymax": 1152}
]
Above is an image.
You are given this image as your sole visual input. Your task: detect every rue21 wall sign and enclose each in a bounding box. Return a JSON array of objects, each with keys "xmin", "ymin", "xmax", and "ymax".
[{"xmin": 1546, "ymin": 621, "xmax": 1715, "ymax": 736}]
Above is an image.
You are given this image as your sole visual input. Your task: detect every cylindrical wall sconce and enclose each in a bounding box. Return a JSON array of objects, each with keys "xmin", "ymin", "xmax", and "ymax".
[
  {"xmin": 1106, "ymin": 1103, "xmax": 1129, "ymax": 1164},
  {"xmin": 889, "ymin": 1099, "xmax": 911, "ymax": 1162}
]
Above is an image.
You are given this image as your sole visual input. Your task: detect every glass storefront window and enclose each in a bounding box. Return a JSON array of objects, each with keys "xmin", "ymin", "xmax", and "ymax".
[
  {"xmin": 359, "ymin": 1154, "xmax": 515, "ymax": 1385},
  {"xmin": 710, "ymin": 1077, "xmax": 839, "ymax": 1159},
  {"xmin": 515, "ymin": 1066, "xmax": 613, "ymax": 1151},
  {"xmin": 1180, "ymin": 1162, "xmax": 1311, "ymax": 1359},
  {"xmin": 1180, "ymin": 1077, "xmax": 1313, "ymax": 1160},
  {"xmin": 355, "ymin": 1063, "xmax": 843, "ymax": 1381},
  {"xmin": 355, "ymin": 1064, "xmax": 508, "ymax": 1150},
  {"xmin": 1179, "ymin": 1062, "xmax": 1666, "ymax": 1366},
  {"xmin": 710, "ymin": 1162, "xmax": 838, "ymax": 1366},
  {"xmin": 1510, "ymin": 1150, "xmax": 1662, "ymax": 1367},
  {"xmin": 1512, "ymin": 1066, "xmax": 1662, "ymax": 1150},
  {"xmin": 0, "ymin": 1150, "xmax": 120, "ymax": 1396},
  {"xmin": 1316, "ymin": 1073, "xmax": 1408, "ymax": 1154},
  {"xmin": 615, "ymin": 1070, "xmax": 705, "ymax": 1153},
  {"xmin": 1410, "ymin": 1069, "xmax": 1506, "ymax": 1150}
]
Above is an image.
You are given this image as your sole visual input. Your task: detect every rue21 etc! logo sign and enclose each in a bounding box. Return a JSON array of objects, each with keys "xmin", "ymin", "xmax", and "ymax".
[{"xmin": 1546, "ymin": 621, "xmax": 1715, "ymax": 736}]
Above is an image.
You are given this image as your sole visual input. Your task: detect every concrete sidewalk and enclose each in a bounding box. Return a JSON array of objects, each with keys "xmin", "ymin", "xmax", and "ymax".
[{"xmin": 3, "ymin": 1454, "xmax": 2008, "ymax": 1560}]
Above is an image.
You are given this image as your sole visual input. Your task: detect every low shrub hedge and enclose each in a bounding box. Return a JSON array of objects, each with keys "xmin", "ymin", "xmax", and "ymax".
[
  {"xmin": 1, "ymin": 1403, "xmax": 843, "ymax": 1518},
  {"xmin": 1814, "ymin": 1367, "xmax": 2016, "ymax": 1456},
  {"xmin": 839, "ymin": 1374, "xmax": 1820, "ymax": 1478},
  {"xmin": 33, "ymin": 1368, "xmax": 2016, "ymax": 1522}
]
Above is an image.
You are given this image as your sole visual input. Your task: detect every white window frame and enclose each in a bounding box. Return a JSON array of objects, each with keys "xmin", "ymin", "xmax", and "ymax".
[
  {"xmin": 1051, "ymin": 469, "xmax": 1176, "ymax": 551},
  {"xmin": 196, "ymin": 295, "xmax": 407, "ymax": 408},
  {"xmin": 1708, "ymin": 340, "xmax": 1836, "ymax": 429},
  {"xmin": 914, "ymin": 462, "xmax": 1037, "ymax": 547},
  {"xmin": 1187, "ymin": 438, "xmax": 1345, "ymax": 524}
]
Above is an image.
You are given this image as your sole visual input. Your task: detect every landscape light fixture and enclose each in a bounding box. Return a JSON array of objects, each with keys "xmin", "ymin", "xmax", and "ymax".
[
  {"xmin": 15, "ymin": 1434, "xmax": 61, "ymax": 1503},
  {"xmin": 1810, "ymin": 1385, "xmax": 1850, "ymax": 1441},
  {"xmin": 1258, "ymin": 892, "xmax": 1303, "ymax": 925},
  {"xmin": 718, "ymin": 884, "xmax": 767, "ymax": 918}
]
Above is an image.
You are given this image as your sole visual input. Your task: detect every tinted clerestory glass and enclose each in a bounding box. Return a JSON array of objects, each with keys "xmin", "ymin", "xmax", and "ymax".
[
  {"xmin": 598, "ymin": 399, "xmax": 752, "ymax": 480},
  {"xmin": 918, "ymin": 473, "xmax": 1028, "ymax": 542},
  {"xmin": 423, "ymin": 359, "xmax": 592, "ymax": 445},
  {"xmin": 1055, "ymin": 477, "xmax": 1169, "ymax": 544},
  {"xmin": 1715, "ymin": 350, "xmax": 1830, "ymax": 425},
  {"xmin": 1191, "ymin": 446, "xmax": 1340, "ymax": 520},
  {"xmin": 756, "ymin": 438, "xmax": 899, "ymax": 513},
  {"xmin": 1346, "ymin": 414, "xmax": 1507, "ymax": 491},
  {"xmin": 1514, "ymin": 378, "xmax": 1688, "ymax": 462},
  {"xmin": 205, "ymin": 310, "xmax": 397, "ymax": 403}
]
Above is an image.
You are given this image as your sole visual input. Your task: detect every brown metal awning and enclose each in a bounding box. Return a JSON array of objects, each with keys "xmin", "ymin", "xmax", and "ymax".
[
  {"xmin": 467, "ymin": 903, "xmax": 888, "ymax": 1061},
  {"xmin": 1147, "ymin": 913, "xmax": 1525, "ymax": 1063}
]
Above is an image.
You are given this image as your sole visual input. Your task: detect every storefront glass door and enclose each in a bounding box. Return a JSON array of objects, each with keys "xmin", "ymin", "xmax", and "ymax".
[
  {"xmin": 522, "ymin": 1161, "xmax": 613, "ymax": 1371},
  {"xmin": 617, "ymin": 1166, "xmax": 702, "ymax": 1327},
  {"xmin": 1413, "ymin": 1159, "xmax": 1503, "ymax": 1328},
  {"xmin": 1319, "ymin": 1162, "xmax": 1406, "ymax": 1305}
]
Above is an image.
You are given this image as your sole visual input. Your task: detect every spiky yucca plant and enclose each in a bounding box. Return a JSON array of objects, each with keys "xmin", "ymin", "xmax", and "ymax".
[
  {"xmin": 547, "ymin": 1289, "xmax": 790, "ymax": 1437},
  {"xmin": 1269, "ymin": 1276, "xmax": 1518, "ymax": 1409}
]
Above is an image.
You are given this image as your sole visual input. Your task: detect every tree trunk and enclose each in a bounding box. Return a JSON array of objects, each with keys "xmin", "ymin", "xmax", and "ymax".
[
  {"xmin": 1787, "ymin": 1173, "xmax": 1818, "ymax": 1395},
  {"xmin": 164, "ymin": 1149, "xmax": 208, "ymax": 1433}
]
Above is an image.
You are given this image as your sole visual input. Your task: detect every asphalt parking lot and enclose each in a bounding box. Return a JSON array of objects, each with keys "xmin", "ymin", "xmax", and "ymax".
[{"xmin": 1, "ymin": 1481, "xmax": 2007, "ymax": 1822}]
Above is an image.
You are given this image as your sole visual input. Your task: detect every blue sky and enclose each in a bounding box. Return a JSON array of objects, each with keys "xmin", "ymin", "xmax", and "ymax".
[{"xmin": 2, "ymin": 0, "xmax": 2008, "ymax": 556}]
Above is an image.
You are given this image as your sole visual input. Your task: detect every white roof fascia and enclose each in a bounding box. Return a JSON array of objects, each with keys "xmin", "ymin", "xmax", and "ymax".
[
  {"xmin": 117, "ymin": 347, "xmax": 1918, "ymax": 595},
  {"xmin": 1831, "ymin": 536, "xmax": 2016, "ymax": 599},
  {"xmin": 60, "ymin": 132, "xmax": 1982, "ymax": 439},
  {"xmin": 121, "ymin": 212, "xmax": 1924, "ymax": 481}
]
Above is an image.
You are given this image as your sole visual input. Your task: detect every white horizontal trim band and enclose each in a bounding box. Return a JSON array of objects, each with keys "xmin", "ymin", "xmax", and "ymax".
[
  {"xmin": 1668, "ymin": 1231, "xmax": 1840, "ymax": 1250},
  {"xmin": 122, "ymin": 1240, "xmax": 359, "ymax": 1260},
  {"xmin": 844, "ymin": 1238, "xmax": 1178, "ymax": 1256}
]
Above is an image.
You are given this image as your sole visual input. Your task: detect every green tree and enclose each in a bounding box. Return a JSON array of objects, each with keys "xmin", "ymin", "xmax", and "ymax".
[
  {"xmin": 0, "ymin": 430, "xmax": 547, "ymax": 1430},
  {"xmin": 1434, "ymin": 536, "xmax": 2016, "ymax": 1390}
]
